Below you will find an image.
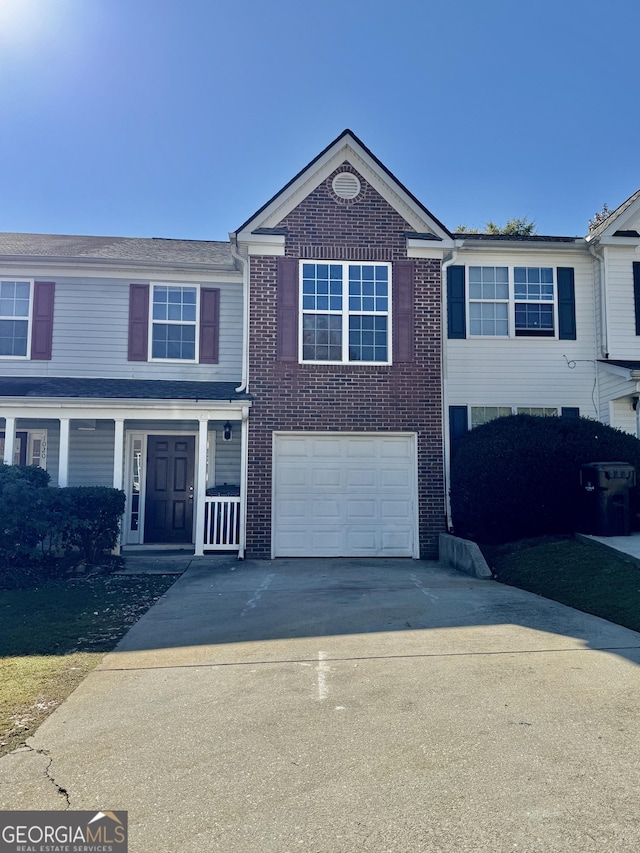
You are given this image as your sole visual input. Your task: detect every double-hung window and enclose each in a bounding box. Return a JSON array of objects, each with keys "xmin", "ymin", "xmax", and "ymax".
[
  {"xmin": 514, "ymin": 267, "xmax": 554, "ymax": 336},
  {"xmin": 467, "ymin": 266, "xmax": 556, "ymax": 337},
  {"xmin": 300, "ymin": 262, "xmax": 391, "ymax": 363},
  {"xmin": 151, "ymin": 285, "xmax": 198, "ymax": 360},
  {"xmin": 0, "ymin": 280, "xmax": 31, "ymax": 357},
  {"xmin": 469, "ymin": 267, "xmax": 509, "ymax": 336}
]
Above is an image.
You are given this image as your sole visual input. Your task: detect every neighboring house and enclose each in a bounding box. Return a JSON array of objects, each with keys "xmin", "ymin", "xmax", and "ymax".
[{"xmin": 1, "ymin": 129, "xmax": 639, "ymax": 558}]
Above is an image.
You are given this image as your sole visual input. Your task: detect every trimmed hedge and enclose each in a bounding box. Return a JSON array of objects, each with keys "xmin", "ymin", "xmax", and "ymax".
[
  {"xmin": 450, "ymin": 414, "xmax": 640, "ymax": 544},
  {"xmin": 0, "ymin": 464, "xmax": 125, "ymax": 572}
]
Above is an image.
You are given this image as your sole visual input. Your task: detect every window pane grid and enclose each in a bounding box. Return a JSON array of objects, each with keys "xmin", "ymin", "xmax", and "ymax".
[
  {"xmin": 151, "ymin": 285, "xmax": 197, "ymax": 360},
  {"xmin": 301, "ymin": 262, "xmax": 390, "ymax": 363}
]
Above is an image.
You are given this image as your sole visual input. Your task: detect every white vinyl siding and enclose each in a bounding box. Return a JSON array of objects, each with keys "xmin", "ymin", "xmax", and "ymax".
[
  {"xmin": 601, "ymin": 247, "xmax": 640, "ymax": 360},
  {"xmin": 0, "ymin": 274, "xmax": 243, "ymax": 381},
  {"xmin": 447, "ymin": 252, "xmax": 597, "ymax": 419}
]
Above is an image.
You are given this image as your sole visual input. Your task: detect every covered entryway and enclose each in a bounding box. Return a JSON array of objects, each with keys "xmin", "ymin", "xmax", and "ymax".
[{"xmin": 272, "ymin": 432, "xmax": 418, "ymax": 558}]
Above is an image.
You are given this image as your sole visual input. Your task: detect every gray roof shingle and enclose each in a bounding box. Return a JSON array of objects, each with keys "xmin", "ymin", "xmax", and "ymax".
[
  {"xmin": 0, "ymin": 233, "xmax": 234, "ymax": 267},
  {"xmin": 0, "ymin": 377, "xmax": 249, "ymax": 401}
]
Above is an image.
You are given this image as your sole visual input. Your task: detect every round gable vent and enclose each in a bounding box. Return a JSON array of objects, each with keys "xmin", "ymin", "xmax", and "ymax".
[{"xmin": 332, "ymin": 172, "xmax": 361, "ymax": 200}]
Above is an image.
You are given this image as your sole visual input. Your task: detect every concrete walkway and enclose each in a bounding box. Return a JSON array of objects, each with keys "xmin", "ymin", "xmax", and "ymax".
[{"xmin": 2, "ymin": 557, "xmax": 640, "ymax": 852}]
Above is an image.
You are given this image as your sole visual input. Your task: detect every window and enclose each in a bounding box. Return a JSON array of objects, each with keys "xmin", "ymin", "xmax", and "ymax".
[
  {"xmin": 466, "ymin": 266, "xmax": 556, "ymax": 337},
  {"xmin": 151, "ymin": 285, "xmax": 197, "ymax": 360},
  {"xmin": 469, "ymin": 267, "xmax": 509, "ymax": 336},
  {"xmin": 0, "ymin": 280, "xmax": 31, "ymax": 357},
  {"xmin": 0, "ymin": 429, "xmax": 47, "ymax": 467},
  {"xmin": 514, "ymin": 267, "xmax": 555, "ymax": 336},
  {"xmin": 300, "ymin": 262, "xmax": 391, "ymax": 363},
  {"xmin": 470, "ymin": 406, "xmax": 559, "ymax": 428}
]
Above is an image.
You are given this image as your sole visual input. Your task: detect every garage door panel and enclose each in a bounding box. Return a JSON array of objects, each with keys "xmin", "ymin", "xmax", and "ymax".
[
  {"xmin": 311, "ymin": 468, "xmax": 342, "ymax": 488},
  {"xmin": 273, "ymin": 433, "xmax": 416, "ymax": 558},
  {"xmin": 381, "ymin": 467, "xmax": 411, "ymax": 487},
  {"xmin": 346, "ymin": 468, "xmax": 377, "ymax": 487}
]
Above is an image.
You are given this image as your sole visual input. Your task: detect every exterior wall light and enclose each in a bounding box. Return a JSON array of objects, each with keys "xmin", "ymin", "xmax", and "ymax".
[{"xmin": 223, "ymin": 421, "xmax": 233, "ymax": 441}]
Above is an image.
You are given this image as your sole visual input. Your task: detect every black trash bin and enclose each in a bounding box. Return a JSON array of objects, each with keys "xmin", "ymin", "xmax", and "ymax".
[{"xmin": 579, "ymin": 462, "xmax": 636, "ymax": 536}]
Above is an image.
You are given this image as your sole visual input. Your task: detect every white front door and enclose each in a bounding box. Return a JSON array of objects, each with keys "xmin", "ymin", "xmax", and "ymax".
[{"xmin": 272, "ymin": 432, "xmax": 418, "ymax": 558}]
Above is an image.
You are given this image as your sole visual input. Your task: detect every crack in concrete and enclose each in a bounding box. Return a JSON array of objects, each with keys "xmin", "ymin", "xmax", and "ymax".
[{"xmin": 23, "ymin": 744, "xmax": 71, "ymax": 809}]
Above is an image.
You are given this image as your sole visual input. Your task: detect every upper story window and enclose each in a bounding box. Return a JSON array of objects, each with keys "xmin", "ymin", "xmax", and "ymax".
[
  {"xmin": 300, "ymin": 262, "xmax": 391, "ymax": 364},
  {"xmin": 514, "ymin": 267, "xmax": 555, "ymax": 336},
  {"xmin": 0, "ymin": 280, "xmax": 31, "ymax": 357},
  {"xmin": 466, "ymin": 266, "xmax": 556, "ymax": 337},
  {"xmin": 151, "ymin": 285, "xmax": 198, "ymax": 360}
]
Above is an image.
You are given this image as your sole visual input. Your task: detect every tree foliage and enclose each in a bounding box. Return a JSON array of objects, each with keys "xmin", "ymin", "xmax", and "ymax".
[
  {"xmin": 456, "ymin": 217, "xmax": 537, "ymax": 236},
  {"xmin": 588, "ymin": 203, "xmax": 611, "ymax": 232},
  {"xmin": 450, "ymin": 415, "xmax": 640, "ymax": 544}
]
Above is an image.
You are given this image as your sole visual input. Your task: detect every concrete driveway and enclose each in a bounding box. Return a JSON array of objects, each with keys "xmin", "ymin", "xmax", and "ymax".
[{"xmin": 2, "ymin": 557, "xmax": 640, "ymax": 852}]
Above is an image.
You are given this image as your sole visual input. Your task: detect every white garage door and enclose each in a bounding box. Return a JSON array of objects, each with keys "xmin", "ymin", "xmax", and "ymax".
[{"xmin": 273, "ymin": 433, "xmax": 417, "ymax": 557}]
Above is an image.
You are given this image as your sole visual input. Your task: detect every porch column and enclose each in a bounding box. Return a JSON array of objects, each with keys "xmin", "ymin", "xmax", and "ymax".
[
  {"xmin": 194, "ymin": 417, "xmax": 209, "ymax": 556},
  {"xmin": 238, "ymin": 406, "xmax": 249, "ymax": 559},
  {"xmin": 113, "ymin": 419, "xmax": 125, "ymax": 489},
  {"xmin": 58, "ymin": 418, "xmax": 70, "ymax": 487},
  {"xmin": 3, "ymin": 417, "xmax": 16, "ymax": 465}
]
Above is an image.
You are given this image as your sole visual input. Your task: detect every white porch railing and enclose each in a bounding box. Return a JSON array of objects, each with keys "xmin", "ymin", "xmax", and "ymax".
[{"xmin": 203, "ymin": 496, "xmax": 241, "ymax": 550}]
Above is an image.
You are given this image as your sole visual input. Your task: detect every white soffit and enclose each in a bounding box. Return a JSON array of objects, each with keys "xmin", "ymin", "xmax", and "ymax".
[{"xmin": 236, "ymin": 133, "xmax": 450, "ymax": 242}]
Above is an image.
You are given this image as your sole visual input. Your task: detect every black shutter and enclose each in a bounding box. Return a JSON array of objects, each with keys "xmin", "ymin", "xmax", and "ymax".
[
  {"xmin": 634, "ymin": 263, "xmax": 640, "ymax": 336},
  {"xmin": 561, "ymin": 407, "xmax": 580, "ymax": 418},
  {"xmin": 447, "ymin": 266, "xmax": 466, "ymax": 339},
  {"xmin": 449, "ymin": 405, "xmax": 469, "ymax": 457},
  {"xmin": 557, "ymin": 267, "xmax": 576, "ymax": 340}
]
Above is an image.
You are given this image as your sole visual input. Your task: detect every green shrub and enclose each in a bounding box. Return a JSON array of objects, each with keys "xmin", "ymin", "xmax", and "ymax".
[
  {"xmin": 0, "ymin": 467, "xmax": 125, "ymax": 581},
  {"xmin": 60, "ymin": 487, "xmax": 126, "ymax": 564},
  {"xmin": 450, "ymin": 414, "xmax": 640, "ymax": 544}
]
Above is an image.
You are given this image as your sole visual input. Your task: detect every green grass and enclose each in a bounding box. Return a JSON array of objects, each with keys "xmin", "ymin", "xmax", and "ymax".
[
  {"xmin": 481, "ymin": 535, "xmax": 640, "ymax": 632},
  {"xmin": 0, "ymin": 573, "xmax": 176, "ymax": 757}
]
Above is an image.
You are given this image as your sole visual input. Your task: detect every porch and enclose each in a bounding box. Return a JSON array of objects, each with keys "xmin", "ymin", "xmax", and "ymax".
[{"xmin": 0, "ymin": 381, "xmax": 251, "ymax": 557}]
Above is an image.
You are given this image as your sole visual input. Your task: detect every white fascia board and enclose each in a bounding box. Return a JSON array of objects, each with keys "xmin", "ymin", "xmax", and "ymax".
[
  {"xmin": 407, "ymin": 245, "xmax": 449, "ymax": 259},
  {"xmin": 0, "ymin": 261, "xmax": 241, "ymax": 282},
  {"xmin": 598, "ymin": 236, "xmax": 639, "ymax": 247},
  {"xmin": 239, "ymin": 135, "xmax": 447, "ymax": 240},
  {"xmin": 454, "ymin": 241, "xmax": 587, "ymax": 256},
  {"xmin": 598, "ymin": 362, "xmax": 633, "ymax": 380},
  {"xmin": 1, "ymin": 398, "xmax": 251, "ymax": 420},
  {"xmin": 235, "ymin": 233, "xmax": 286, "ymax": 257}
]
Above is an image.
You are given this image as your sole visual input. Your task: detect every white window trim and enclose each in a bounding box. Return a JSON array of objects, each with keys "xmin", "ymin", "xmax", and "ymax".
[
  {"xmin": 467, "ymin": 265, "xmax": 558, "ymax": 340},
  {"xmin": 0, "ymin": 278, "xmax": 33, "ymax": 360},
  {"xmin": 148, "ymin": 281, "xmax": 201, "ymax": 363},
  {"xmin": 298, "ymin": 260, "xmax": 393, "ymax": 365},
  {"xmin": 469, "ymin": 405, "xmax": 560, "ymax": 428}
]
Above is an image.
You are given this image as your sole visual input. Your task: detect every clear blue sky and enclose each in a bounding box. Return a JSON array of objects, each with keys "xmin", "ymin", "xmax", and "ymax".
[{"xmin": 0, "ymin": 0, "xmax": 638, "ymax": 241}]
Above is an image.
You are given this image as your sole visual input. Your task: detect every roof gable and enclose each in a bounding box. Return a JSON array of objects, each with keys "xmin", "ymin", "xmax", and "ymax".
[
  {"xmin": 587, "ymin": 188, "xmax": 640, "ymax": 242},
  {"xmin": 234, "ymin": 129, "xmax": 452, "ymax": 243}
]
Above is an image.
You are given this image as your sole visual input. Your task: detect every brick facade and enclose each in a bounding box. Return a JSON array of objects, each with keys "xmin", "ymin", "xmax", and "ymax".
[{"xmin": 246, "ymin": 164, "xmax": 445, "ymax": 558}]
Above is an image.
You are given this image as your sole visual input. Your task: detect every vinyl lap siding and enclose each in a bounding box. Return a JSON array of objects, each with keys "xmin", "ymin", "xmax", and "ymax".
[
  {"xmin": 0, "ymin": 276, "xmax": 243, "ymax": 382},
  {"xmin": 604, "ymin": 248, "xmax": 640, "ymax": 360},
  {"xmin": 446, "ymin": 252, "xmax": 597, "ymax": 418},
  {"xmin": 68, "ymin": 422, "xmax": 115, "ymax": 487}
]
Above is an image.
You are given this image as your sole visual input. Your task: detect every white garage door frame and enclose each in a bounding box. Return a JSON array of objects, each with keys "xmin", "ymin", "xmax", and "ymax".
[{"xmin": 271, "ymin": 431, "xmax": 420, "ymax": 559}]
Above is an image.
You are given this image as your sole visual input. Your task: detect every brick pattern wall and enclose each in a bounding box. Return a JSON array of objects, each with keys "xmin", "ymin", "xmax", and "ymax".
[{"xmin": 246, "ymin": 164, "xmax": 444, "ymax": 558}]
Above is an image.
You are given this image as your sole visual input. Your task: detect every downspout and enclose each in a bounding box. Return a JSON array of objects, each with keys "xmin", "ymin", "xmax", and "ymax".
[
  {"xmin": 589, "ymin": 242, "xmax": 608, "ymax": 359},
  {"xmin": 441, "ymin": 248, "xmax": 459, "ymax": 532},
  {"xmin": 231, "ymin": 235, "xmax": 250, "ymax": 393},
  {"xmin": 588, "ymin": 242, "xmax": 606, "ymax": 422},
  {"xmin": 230, "ymin": 236, "xmax": 250, "ymax": 559}
]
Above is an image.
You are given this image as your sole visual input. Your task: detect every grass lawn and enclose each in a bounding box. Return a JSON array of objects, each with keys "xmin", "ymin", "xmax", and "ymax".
[
  {"xmin": 481, "ymin": 535, "xmax": 640, "ymax": 633},
  {"xmin": 0, "ymin": 572, "xmax": 176, "ymax": 757}
]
